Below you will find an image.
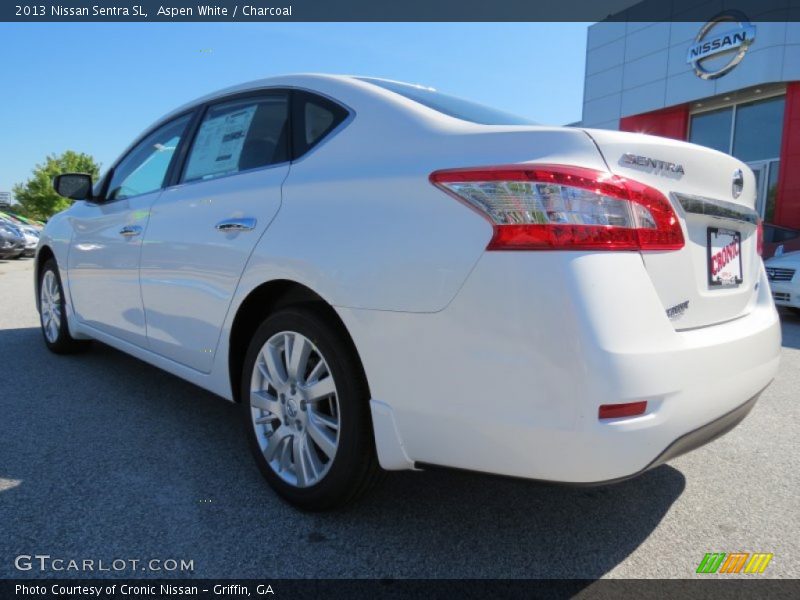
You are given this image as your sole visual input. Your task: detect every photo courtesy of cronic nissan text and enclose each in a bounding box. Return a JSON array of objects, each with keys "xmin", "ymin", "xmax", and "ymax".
[{"xmin": 0, "ymin": 1, "xmax": 798, "ymax": 598}]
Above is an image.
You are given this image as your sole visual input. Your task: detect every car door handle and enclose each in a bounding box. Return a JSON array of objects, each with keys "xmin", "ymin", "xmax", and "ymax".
[
  {"xmin": 119, "ymin": 225, "xmax": 143, "ymax": 237},
  {"xmin": 215, "ymin": 218, "xmax": 257, "ymax": 232}
]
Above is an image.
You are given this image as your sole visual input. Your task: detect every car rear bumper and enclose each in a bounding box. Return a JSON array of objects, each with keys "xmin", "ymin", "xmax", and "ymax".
[
  {"xmin": 643, "ymin": 388, "xmax": 761, "ymax": 472},
  {"xmin": 341, "ymin": 252, "xmax": 781, "ymax": 482},
  {"xmin": 415, "ymin": 388, "xmax": 763, "ymax": 485}
]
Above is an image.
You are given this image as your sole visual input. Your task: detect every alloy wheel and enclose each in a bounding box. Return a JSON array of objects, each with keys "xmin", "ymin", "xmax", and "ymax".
[
  {"xmin": 40, "ymin": 270, "xmax": 62, "ymax": 343},
  {"xmin": 249, "ymin": 331, "xmax": 340, "ymax": 488}
]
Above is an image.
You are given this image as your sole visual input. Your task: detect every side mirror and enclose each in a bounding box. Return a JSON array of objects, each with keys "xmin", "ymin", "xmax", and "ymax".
[{"xmin": 53, "ymin": 173, "xmax": 93, "ymax": 200}]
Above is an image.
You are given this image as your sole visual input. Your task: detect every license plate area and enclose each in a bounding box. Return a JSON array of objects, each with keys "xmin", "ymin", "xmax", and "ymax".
[{"xmin": 707, "ymin": 227, "xmax": 742, "ymax": 288}]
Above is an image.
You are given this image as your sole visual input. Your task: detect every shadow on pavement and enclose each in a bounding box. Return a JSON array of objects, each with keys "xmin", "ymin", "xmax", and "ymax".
[{"xmin": 0, "ymin": 326, "xmax": 684, "ymax": 580}]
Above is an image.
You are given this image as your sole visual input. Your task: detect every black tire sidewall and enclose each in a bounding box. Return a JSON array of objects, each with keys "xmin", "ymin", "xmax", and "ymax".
[
  {"xmin": 39, "ymin": 259, "xmax": 89, "ymax": 354},
  {"xmin": 240, "ymin": 307, "xmax": 373, "ymax": 510},
  {"xmin": 39, "ymin": 260, "xmax": 70, "ymax": 350}
]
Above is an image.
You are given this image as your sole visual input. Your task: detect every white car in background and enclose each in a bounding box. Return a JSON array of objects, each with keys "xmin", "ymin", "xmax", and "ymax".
[
  {"xmin": 37, "ymin": 74, "xmax": 780, "ymax": 510},
  {"xmin": 18, "ymin": 225, "xmax": 39, "ymax": 257},
  {"xmin": 0, "ymin": 216, "xmax": 38, "ymax": 257},
  {"xmin": 766, "ymin": 251, "xmax": 800, "ymax": 313}
]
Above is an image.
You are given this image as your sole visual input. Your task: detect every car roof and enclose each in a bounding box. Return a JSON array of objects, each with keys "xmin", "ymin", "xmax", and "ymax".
[
  {"xmin": 156, "ymin": 73, "xmax": 542, "ymax": 132},
  {"xmin": 110, "ymin": 75, "xmax": 413, "ymax": 168},
  {"xmin": 160, "ymin": 74, "xmax": 362, "ymax": 120},
  {"xmin": 109, "ymin": 74, "xmax": 556, "ymax": 177}
]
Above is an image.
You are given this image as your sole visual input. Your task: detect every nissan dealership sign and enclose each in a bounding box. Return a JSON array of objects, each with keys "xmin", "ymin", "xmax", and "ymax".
[{"xmin": 687, "ymin": 11, "xmax": 756, "ymax": 79}]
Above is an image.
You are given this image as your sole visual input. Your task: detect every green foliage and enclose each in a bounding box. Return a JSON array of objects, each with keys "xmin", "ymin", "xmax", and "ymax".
[
  {"xmin": 6, "ymin": 204, "xmax": 36, "ymax": 220},
  {"xmin": 12, "ymin": 151, "xmax": 100, "ymax": 220}
]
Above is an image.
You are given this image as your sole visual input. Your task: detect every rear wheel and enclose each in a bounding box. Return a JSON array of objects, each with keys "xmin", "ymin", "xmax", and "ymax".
[
  {"xmin": 39, "ymin": 259, "xmax": 91, "ymax": 354},
  {"xmin": 241, "ymin": 307, "xmax": 382, "ymax": 510}
]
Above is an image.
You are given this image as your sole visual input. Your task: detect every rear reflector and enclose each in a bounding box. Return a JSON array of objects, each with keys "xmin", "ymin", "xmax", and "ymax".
[
  {"xmin": 430, "ymin": 165, "xmax": 684, "ymax": 251},
  {"xmin": 598, "ymin": 401, "xmax": 648, "ymax": 420}
]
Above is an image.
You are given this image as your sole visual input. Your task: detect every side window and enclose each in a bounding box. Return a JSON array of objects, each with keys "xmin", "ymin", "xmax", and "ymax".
[
  {"xmin": 106, "ymin": 114, "xmax": 192, "ymax": 201},
  {"xmin": 182, "ymin": 94, "xmax": 289, "ymax": 183},
  {"xmin": 291, "ymin": 91, "xmax": 349, "ymax": 159}
]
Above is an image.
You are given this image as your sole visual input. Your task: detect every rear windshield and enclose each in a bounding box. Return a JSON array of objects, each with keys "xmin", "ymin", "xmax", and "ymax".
[{"xmin": 357, "ymin": 78, "xmax": 537, "ymax": 126}]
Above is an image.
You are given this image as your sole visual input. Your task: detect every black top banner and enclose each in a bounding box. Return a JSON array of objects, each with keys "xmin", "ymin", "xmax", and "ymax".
[{"xmin": 3, "ymin": 0, "xmax": 800, "ymax": 22}]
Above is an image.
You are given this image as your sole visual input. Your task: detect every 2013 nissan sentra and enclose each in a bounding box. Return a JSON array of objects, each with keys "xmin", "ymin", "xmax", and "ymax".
[{"xmin": 36, "ymin": 75, "xmax": 781, "ymax": 509}]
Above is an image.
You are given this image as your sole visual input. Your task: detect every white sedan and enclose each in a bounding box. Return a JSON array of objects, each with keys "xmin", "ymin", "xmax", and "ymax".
[
  {"xmin": 37, "ymin": 74, "xmax": 780, "ymax": 509},
  {"xmin": 766, "ymin": 250, "xmax": 800, "ymax": 312}
]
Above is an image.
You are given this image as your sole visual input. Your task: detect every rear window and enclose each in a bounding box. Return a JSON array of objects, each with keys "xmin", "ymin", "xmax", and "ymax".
[
  {"xmin": 357, "ymin": 77, "xmax": 537, "ymax": 126},
  {"xmin": 291, "ymin": 91, "xmax": 349, "ymax": 159}
]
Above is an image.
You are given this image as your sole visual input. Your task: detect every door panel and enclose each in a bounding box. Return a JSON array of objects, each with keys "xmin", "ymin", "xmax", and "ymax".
[
  {"xmin": 140, "ymin": 167, "xmax": 287, "ymax": 372},
  {"xmin": 66, "ymin": 113, "xmax": 193, "ymax": 346},
  {"xmin": 139, "ymin": 92, "xmax": 290, "ymax": 373},
  {"xmin": 67, "ymin": 195, "xmax": 157, "ymax": 345}
]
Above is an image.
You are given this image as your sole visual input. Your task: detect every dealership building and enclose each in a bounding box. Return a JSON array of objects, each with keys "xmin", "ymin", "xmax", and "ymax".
[{"xmin": 581, "ymin": 8, "xmax": 800, "ymax": 229}]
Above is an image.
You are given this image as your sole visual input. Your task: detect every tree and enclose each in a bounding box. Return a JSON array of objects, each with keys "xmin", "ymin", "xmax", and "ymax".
[{"xmin": 12, "ymin": 151, "xmax": 100, "ymax": 220}]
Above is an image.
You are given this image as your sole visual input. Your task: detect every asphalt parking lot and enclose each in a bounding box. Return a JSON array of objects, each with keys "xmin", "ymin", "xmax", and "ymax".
[{"xmin": 1, "ymin": 257, "xmax": 798, "ymax": 580}]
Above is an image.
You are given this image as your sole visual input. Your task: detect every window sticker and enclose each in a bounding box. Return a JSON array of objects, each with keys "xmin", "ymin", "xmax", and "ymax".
[{"xmin": 185, "ymin": 105, "xmax": 257, "ymax": 181}]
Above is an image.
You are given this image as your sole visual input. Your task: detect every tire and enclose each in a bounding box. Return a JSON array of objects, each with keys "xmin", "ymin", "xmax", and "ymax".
[
  {"xmin": 241, "ymin": 307, "xmax": 383, "ymax": 510},
  {"xmin": 38, "ymin": 259, "xmax": 91, "ymax": 354}
]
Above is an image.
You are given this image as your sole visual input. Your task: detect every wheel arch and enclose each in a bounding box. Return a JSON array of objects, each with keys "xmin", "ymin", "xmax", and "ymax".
[
  {"xmin": 228, "ymin": 279, "xmax": 369, "ymax": 404},
  {"xmin": 34, "ymin": 245, "xmax": 56, "ymax": 312}
]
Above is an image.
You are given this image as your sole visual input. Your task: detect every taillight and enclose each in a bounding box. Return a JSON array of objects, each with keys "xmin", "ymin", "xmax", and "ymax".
[
  {"xmin": 756, "ymin": 218, "xmax": 764, "ymax": 256},
  {"xmin": 430, "ymin": 165, "xmax": 684, "ymax": 251}
]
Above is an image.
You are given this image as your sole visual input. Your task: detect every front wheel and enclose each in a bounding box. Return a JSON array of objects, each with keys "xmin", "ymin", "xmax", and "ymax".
[
  {"xmin": 39, "ymin": 259, "xmax": 91, "ymax": 354},
  {"xmin": 241, "ymin": 307, "xmax": 382, "ymax": 510}
]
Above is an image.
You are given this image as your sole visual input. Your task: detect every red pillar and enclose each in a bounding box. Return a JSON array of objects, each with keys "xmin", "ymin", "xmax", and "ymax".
[
  {"xmin": 619, "ymin": 105, "xmax": 689, "ymax": 141},
  {"xmin": 774, "ymin": 82, "xmax": 800, "ymax": 229}
]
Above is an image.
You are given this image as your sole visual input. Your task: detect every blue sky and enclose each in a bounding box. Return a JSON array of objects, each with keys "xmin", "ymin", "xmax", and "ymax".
[{"xmin": 0, "ymin": 22, "xmax": 590, "ymax": 195}]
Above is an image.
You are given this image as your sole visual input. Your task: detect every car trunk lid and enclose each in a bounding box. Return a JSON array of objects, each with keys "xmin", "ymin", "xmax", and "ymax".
[{"xmin": 583, "ymin": 128, "xmax": 761, "ymax": 330}]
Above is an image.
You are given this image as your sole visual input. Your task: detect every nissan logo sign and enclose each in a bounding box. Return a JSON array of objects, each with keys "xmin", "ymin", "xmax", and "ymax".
[{"xmin": 687, "ymin": 11, "xmax": 756, "ymax": 80}]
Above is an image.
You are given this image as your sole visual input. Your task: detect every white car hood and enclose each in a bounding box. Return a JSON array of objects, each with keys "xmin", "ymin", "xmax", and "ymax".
[{"xmin": 766, "ymin": 251, "xmax": 800, "ymax": 268}]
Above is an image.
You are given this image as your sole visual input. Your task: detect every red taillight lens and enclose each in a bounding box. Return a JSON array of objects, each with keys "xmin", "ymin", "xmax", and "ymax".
[
  {"xmin": 756, "ymin": 218, "xmax": 764, "ymax": 256},
  {"xmin": 430, "ymin": 165, "xmax": 684, "ymax": 251},
  {"xmin": 598, "ymin": 401, "xmax": 648, "ymax": 419}
]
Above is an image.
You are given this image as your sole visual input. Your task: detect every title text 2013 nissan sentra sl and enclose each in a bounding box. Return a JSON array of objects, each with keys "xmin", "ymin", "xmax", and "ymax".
[{"xmin": 37, "ymin": 75, "xmax": 781, "ymax": 509}]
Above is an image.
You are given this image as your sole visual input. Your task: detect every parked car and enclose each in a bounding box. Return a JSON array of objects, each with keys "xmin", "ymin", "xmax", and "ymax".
[
  {"xmin": 20, "ymin": 228, "xmax": 39, "ymax": 257},
  {"xmin": 0, "ymin": 214, "xmax": 37, "ymax": 257},
  {"xmin": 0, "ymin": 210, "xmax": 43, "ymax": 231},
  {"xmin": 765, "ymin": 250, "xmax": 800, "ymax": 313},
  {"xmin": 762, "ymin": 222, "xmax": 800, "ymax": 259},
  {"xmin": 36, "ymin": 75, "xmax": 780, "ymax": 509},
  {"xmin": 0, "ymin": 221, "xmax": 25, "ymax": 259}
]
